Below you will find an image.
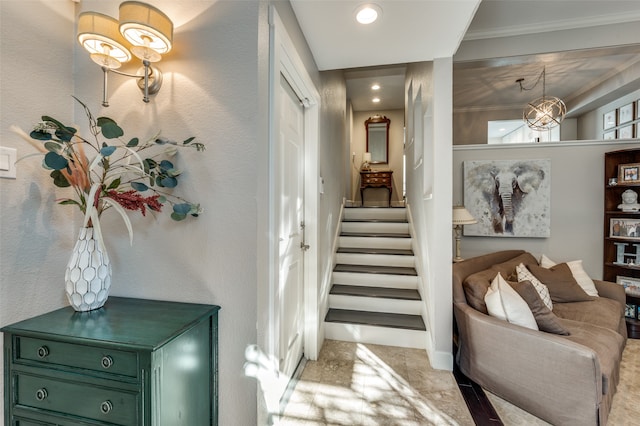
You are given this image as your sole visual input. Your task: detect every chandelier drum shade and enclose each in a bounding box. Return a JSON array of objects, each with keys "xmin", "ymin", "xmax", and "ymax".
[
  {"xmin": 517, "ymin": 67, "xmax": 566, "ymax": 132},
  {"xmin": 77, "ymin": 1, "xmax": 173, "ymax": 106}
]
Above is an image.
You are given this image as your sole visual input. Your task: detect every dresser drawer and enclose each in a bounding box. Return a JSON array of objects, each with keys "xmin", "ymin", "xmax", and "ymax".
[
  {"xmin": 16, "ymin": 337, "xmax": 138, "ymax": 378},
  {"xmin": 362, "ymin": 177, "xmax": 391, "ymax": 185},
  {"xmin": 15, "ymin": 373, "xmax": 139, "ymax": 426}
]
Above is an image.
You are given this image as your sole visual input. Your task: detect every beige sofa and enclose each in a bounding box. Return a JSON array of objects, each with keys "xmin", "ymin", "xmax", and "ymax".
[{"xmin": 453, "ymin": 250, "xmax": 627, "ymax": 426}]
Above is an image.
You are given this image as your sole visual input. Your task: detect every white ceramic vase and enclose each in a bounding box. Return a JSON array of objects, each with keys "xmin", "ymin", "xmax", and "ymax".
[{"xmin": 64, "ymin": 227, "xmax": 112, "ymax": 311}]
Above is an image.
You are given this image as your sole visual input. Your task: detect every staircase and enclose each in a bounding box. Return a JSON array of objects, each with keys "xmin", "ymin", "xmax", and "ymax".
[{"xmin": 324, "ymin": 207, "xmax": 427, "ymax": 349}]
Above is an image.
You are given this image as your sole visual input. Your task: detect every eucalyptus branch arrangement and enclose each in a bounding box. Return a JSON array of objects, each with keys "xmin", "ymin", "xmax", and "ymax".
[{"xmin": 12, "ymin": 97, "xmax": 204, "ymax": 245}]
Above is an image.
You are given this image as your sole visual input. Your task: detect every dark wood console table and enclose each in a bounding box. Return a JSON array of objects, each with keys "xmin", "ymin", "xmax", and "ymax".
[{"xmin": 360, "ymin": 170, "xmax": 393, "ymax": 207}]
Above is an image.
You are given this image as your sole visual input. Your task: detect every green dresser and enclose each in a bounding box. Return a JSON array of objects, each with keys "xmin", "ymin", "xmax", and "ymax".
[{"xmin": 2, "ymin": 297, "xmax": 220, "ymax": 425}]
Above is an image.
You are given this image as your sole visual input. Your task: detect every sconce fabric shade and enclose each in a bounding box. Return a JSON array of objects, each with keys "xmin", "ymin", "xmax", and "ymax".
[
  {"xmin": 363, "ymin": 152, "xmax": 372, "ymax": 163},
  {"xmin": 78, "ymin": 12, "xmax": 132, "ymax": 69},
  {"xmin": 119, "ymin": 1, "xmax": 173, "ymax": 62},
  {"xmin": 453, "ymin": 206, "xmax": 477, "ymax": 225}
]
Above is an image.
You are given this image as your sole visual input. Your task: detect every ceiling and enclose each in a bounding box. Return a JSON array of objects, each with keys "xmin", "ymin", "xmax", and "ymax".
[{"xmin": 290, "ymin": 1, "xmax": 640, "ymax": 114}]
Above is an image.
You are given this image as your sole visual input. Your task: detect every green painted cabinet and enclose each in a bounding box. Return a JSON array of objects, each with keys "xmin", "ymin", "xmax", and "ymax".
[{"xmin": 2, "ymin": 297, "xmax": 220, "ymax": 425}]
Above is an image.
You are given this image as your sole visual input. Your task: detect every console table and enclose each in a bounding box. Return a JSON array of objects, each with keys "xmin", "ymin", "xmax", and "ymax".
[
  {"xmin": 2, "ymin": 297, "xmax": 220, "ymax": 425},
  {"xmin": 360, "ymin": 170, "xmax": 393, "ymax": 207}
]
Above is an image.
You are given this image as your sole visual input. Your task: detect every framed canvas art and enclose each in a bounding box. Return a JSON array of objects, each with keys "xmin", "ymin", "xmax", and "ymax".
[{"xmin": 463, "ymin": 159, "xmax": 551, "ymax": 237}]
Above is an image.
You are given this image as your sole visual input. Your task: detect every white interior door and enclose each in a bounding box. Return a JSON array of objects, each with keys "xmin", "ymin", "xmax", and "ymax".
[{"xmin": 278, "ymin": 74, "xmax": 305, "ymax": 378}]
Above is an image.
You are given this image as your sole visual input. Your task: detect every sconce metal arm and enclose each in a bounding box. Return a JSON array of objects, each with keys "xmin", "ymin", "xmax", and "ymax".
[{"xmin": 99, "ymin": 60, "xmax": 162, "ymax": 107}]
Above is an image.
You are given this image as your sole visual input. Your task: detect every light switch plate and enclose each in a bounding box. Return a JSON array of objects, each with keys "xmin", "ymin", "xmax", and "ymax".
[{"xmin": 0, "ymin": 146, "xmax": 17, "ymax": 179}]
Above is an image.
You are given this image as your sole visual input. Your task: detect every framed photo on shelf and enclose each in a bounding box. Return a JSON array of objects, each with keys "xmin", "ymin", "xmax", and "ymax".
[
  {"xmin": 619, "ymin": 163, "xmax": 640, "ymax": 184},
  {"xmin": 626, "ymin": 304, "xmax": 637, "ymax": 319},
  {"xmin": 619, "ymin": 125, "xmax": 634, "ymax": 139},
  {"xmin": 617, "ymin": 276, "xmax": 640, "ymax": 297},
  {"xmin": 603, "ymin": 110, "xmax": 617, "ymax": 130},
  {"xmin": 619, "ymin": 102, "xmax": 634, "ymax": 124},
  {"xmin": 610, "ymin": 218, "xmax": 640, "ymax": 239}
]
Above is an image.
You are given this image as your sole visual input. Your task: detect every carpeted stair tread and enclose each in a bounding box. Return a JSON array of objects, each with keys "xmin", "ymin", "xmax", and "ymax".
[
  {"xmin": 325, "ymin": 308, "xmax": 426, "ymax": 331},
  {"xmin": 337, "ymin": 247, "xmax": 414, "ymax": 256},
  {"xmin": 330, "ymin": 284, "xmax": 421, "ymax": 300},
  {"xmin": 334, "ymin": 264, "xmax": 417, "ymax": 276},
  {"xmin": 340, "ymin": 232, "xmax": 411, "ymax": 238}
]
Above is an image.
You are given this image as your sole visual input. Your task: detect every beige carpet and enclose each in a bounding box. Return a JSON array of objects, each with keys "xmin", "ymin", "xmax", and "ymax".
[{"xmin": 487, "ymin": 339, "xmax": 640, "ymax": 425}]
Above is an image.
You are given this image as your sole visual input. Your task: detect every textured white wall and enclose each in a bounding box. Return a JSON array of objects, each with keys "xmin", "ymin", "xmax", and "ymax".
[
  {"xmin": 0, "ymin": 1, "xmax": 77, "ymax": 419},
  {"xmin": 1, "ymin": 1, "xmax": 346, "ymax": 424}
]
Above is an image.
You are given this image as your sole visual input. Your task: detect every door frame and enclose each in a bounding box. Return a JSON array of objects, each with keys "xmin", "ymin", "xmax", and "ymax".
[{"xmin": 268, "ymin": 6, "xmax": 321, "ymax": 370}]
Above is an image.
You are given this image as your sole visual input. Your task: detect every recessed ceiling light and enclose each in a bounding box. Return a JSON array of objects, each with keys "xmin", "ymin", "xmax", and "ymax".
[
  {"xmin": 371, "ymin": 84, "xmax": 380, "ymax": 90},
  {"xmin": 355, "ymin": 4, "xmax": 382, "ymax": 25},
  {"xmin": 372, "ymin": 97, "xmax": 380, "ymax": 103}
]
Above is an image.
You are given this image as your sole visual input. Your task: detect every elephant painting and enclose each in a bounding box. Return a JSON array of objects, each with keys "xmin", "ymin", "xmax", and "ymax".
[{"xmin": 463, "ymin": 159, "xmax": 551, "ymax": 237}]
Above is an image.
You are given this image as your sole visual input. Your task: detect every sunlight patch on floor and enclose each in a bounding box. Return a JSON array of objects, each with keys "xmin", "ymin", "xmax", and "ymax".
[{"xmin": 277, "ymin": 340, "xmax": 474, "ymax": 426}]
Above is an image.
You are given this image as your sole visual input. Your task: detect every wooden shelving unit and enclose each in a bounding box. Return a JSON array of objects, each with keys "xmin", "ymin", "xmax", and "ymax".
[{"xmin": 604, "ymin": 148, "xmax": 640, "ymax": 339}]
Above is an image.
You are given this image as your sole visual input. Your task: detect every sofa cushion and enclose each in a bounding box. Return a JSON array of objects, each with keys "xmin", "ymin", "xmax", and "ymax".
[
  {"xmin": 509, "ymin": 280, "xmax": 569, "ymax": 335},
  {"xmin": 559, "ymin": 318, "xmax": 625, "ymax": 395},
  {"xmin": 485, "ymin": 274, "xmax": 538, "ymax": 330},
  {"xmin": 463, "ymin": 268, "xmax": 498, "ymax": 314},
  {"xmin": 493, "ymin": 252, "xmax": 539, "ymax": 279},
  {"xmin": 516, "ymin": 263, "xmax": 553, "ymax": 310},
  {"xmin": 540, "ymin": 255, "xmax": 599, "ymax": 297},
  {"xmin": 553, "ymin": 297, "xmax": 624, "ymax": 333},
  {"xmin": 527, "ymin": 263, "xmax": 595, "ymax": 303}
]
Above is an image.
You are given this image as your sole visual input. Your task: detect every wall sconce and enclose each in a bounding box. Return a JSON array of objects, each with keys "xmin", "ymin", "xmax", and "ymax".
[{"xmin": 77, "ymin": 1, "xmax": 173, "ymax": 107}]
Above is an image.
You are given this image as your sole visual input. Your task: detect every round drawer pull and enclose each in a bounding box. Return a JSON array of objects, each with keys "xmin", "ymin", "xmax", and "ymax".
[
  {"xmin": 35, "ymin": 388, "xmax": 48, "ymax": 401},
  {"xmin": 100, "ymin": 400, "xmax": 113, "ymax": 414},
  {"xmin": 101, "ymin": 355, "xmax": 114, "ymax": 369},
  {"xmin": 36, "ymin": 346, "xmax": 49, "ymax": 359}
]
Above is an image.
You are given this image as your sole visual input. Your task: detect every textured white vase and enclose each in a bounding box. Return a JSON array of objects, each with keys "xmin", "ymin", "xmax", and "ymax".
[{"xmin": 65, "ymin": 227, "xmax": 112, "ymax": 311}]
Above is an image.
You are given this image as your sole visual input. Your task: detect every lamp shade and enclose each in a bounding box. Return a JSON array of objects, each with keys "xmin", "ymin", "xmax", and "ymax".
[
  {"xmin": 78, "ymin": 12, "xmax": 132, "ymax": 69},
  {"xmin": 453, "ymin": 206, "xmax": 477, "ymax": 225},
  {"xmin": 363, "ymin": 152, "xmax": 372, "ymax": 163},
  {"xmin": 119, "ymin": 1, "xmax": 173, "ymax": 62}
]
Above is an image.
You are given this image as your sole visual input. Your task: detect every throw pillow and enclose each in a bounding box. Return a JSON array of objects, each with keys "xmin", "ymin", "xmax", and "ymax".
[
  {"xmin": 526, "ymin": 263, "xmax": 595, "ymax": 303},
  {"xmin": 509, "ymin": 280, "xmax": 570, "ymax": 335},
  {"xmin": 516, "ymin": 263, "xmax": 553, "ymax": 310},
  {"xmin": 462, "ymin": 267, "xmax": 500, "ymax": 314},
  {"xmin": 484, "ymin": 273, "xmax": 538, "ymax": 330},
  {"xmin": 540, "ymin": 254, "xmax": 599, "ymax": 297},
  {"xmin": 492, "ymin": 252, "xmax": 539, "ymax": 281}
]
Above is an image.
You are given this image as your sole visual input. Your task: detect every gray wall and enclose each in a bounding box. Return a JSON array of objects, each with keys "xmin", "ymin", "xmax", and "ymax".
[{"xmin": 453, "ymin": 140, "xmax": 640, "ymax": 279}]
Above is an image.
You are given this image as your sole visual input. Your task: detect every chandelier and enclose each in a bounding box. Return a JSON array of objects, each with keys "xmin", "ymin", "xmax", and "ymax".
[{"xmin": 516, "ymin": 67, "xmax": 566, "ymax": 131}]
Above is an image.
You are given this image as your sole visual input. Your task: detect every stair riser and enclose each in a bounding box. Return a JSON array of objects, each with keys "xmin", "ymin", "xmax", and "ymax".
[
  {"xmin": 344, "ymin": 208, "xmax": 406, "ymax": 221},
  {"xmin": 335, "ymin": 253, "xmax": 415, "ymax": 268},
  {"xmin": 341, "ymin": 222, "xmax": 409, "ymax": 235},
  {"xmin": 324, "ymin": 322, "xmax": 426, "ymax": 349},
  {"xmin": 332, "ymin": 272, "xmax": 418, "ymax": 289},
  {"xmin": 338, "ymin": 236, "xmax": 412, "ymax": 250},
  {"xmin": 329, "ymin": 295, "xmax": 422, "ymax": 315}
]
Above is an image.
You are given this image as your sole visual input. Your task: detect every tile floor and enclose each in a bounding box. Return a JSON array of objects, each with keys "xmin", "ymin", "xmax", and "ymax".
[{"xmin": 278, "ymin": 340, "xmax": 474, "ymax": 426}]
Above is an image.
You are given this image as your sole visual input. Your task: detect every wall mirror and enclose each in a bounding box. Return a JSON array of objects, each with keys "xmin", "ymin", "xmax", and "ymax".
[{"xmin": 365, "ymin": 115, "xmax": 390, "ymax": 164}]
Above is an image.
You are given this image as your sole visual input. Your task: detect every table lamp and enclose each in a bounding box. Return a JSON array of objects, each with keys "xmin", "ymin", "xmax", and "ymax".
[{"xmin": 453, "ymin": 206, "xmax": 477, "ymax": 262}]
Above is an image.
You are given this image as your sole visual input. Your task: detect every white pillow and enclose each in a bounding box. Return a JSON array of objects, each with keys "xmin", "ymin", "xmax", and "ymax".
[
  {"xmin": 485, "ymin": 273, "xmax": 539, "ymax": 331},
  {"xmin": 516, "ymin": 263, "xmax": 553, "ymax": 311},
  {"xmin": 540, "ymin": 254, "xmax": 599, "ymax": 297}
]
